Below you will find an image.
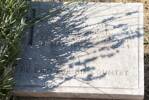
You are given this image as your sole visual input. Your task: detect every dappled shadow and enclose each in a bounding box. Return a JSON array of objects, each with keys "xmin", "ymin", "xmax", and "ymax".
[{"xmin": 15, "ymin": 2, "xmax": 143, "ymax": 91}]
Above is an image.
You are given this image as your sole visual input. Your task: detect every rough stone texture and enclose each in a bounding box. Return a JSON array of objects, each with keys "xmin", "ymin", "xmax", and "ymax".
[
  {"xmin": 14, "ymin": 2, "xmax": 144, "ymax": 100},
  {"xmin": 14, "ymin": 96, "xmax": 132, "ymax": 100}
]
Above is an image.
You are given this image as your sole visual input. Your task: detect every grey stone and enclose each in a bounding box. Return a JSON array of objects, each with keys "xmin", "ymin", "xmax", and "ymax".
[{"xmin": 14, "ymin": 2, "xmax": 144, "ymax": 100}]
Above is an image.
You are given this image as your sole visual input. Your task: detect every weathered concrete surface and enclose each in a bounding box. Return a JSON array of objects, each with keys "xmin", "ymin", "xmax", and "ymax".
[
  {"xmin": 14, "ymin": 2, "xmax": 144, "ymax": 100},
  {"xmin": 14, "ymin": 96, "xmax": 135, "ymax": 100}
]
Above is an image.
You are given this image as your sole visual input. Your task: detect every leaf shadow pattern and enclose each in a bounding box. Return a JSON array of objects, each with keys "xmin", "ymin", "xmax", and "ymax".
[{"xmin": 15, "ymin": 2, "xmax": 143, "ymax": 92}]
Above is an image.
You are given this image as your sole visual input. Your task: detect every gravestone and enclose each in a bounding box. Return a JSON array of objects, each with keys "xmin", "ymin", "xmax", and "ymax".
[{"xmin": 14, "ymin": 2, "xmax": 144, "ymax": 100}]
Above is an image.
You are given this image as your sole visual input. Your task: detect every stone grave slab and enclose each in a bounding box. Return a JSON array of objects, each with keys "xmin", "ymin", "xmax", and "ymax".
[{"xmin": 13, "ymin": 2, "xmax": 144, "ymax": 100}]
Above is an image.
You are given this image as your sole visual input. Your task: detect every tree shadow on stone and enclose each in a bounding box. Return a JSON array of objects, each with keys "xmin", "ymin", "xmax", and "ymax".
[{"xmin": 15, "ymin": 2, "xmax": 143, "ymax": 91}]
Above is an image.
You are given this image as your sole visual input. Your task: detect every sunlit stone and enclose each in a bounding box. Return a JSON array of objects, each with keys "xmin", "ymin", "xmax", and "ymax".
[{"xmin": 14, "ymin": 2, "xmax": 144, "ymax": 100}]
